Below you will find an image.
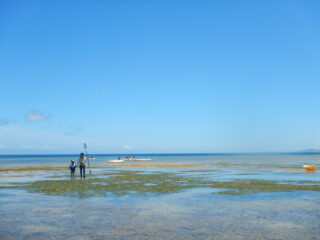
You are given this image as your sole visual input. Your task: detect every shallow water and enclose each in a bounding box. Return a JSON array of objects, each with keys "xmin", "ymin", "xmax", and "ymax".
[
  {"xmin": 0, "ymin": 187, "xmax": 319, "ymax": 240},
  {"xmin": 0, "ymin": 154, "xmax": 320, "ymax": 239},
  {"xmin": 1, "ymin": 152, "xmax": 320, "ymax": 167}
]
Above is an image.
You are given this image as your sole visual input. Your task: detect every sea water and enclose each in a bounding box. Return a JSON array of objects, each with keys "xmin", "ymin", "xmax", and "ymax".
[
  {"xmin": 0, "ymin": 153, "xmax": 320, "ymax": 240},
  {"xmin": 1, "ymin": 152, "xmax": 320, "ymax": 166}
]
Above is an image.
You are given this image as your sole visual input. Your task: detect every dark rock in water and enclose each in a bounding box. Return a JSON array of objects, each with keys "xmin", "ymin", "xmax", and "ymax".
[
  {"xmin": 0, "ymin": 232, "xmax": 16, "ymax": 240},
  {"xmin": 23, "ymin": 233, "xmax": 56, "ymax": 240}
]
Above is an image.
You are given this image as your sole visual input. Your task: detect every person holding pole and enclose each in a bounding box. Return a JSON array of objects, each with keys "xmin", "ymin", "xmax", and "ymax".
[{"xmin": 77, "ymin": 152, "xmax": 86, "ymax": 179}]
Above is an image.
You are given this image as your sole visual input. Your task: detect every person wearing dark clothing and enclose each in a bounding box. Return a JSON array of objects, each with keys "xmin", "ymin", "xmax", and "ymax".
[
  {"xmin": 77, "ymin": 152, "xmax": 86, "ymax": 179},
  {"xmin": 69, "ymin": 160, "xmax": 76, "ymax": 179}
]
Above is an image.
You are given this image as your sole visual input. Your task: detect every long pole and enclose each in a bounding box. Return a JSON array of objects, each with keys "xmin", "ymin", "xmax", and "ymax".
[{"xmin": 84, "ymin": 142, "xmax": 92, "ymax": 175}]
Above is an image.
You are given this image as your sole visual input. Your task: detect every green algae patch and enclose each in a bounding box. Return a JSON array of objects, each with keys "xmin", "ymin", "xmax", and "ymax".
[
  {"xmin": 21, "ymin": 171, "xmax": 200, "ymax": 197},
  {"xmin": 210, "ymin": 180, "xmax": 320, "ymax": 195},
  {"xmin": 3, "ymin": 170, "xmax": 320, "ymax": 197}
]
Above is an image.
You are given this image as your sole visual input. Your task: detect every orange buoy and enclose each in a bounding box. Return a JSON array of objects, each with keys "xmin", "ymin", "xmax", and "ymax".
[{"xmin": 303, "ymin": 165, "xmax": 317, "ymax": 170}]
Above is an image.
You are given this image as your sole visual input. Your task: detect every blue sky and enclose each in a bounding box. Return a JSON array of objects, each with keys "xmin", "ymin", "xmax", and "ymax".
[{"xmin": 1, "ymin": 0, "xmax": 320, "ymax": 154}]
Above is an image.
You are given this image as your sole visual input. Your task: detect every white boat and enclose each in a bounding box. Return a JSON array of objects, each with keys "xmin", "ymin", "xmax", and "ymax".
[
  {"xmin": 108, "ymin": 159, "xmax": 124, "ymax": 163},
  {"xmin": 127, "ymin": 158, "xmax": 152, "ymax": 161}
]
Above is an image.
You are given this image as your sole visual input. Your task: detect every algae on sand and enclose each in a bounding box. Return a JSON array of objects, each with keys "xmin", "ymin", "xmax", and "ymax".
[
  {"xmin": 209, "ymin": 180, "xmax": 320, "ymax": 195},
  {"xmin": 4, "ymin": 170, "xmax": 320, "ymax": 197},
  {"xmin": 23, "ymin": 171, "xmax": 200, "ymax": 197}
]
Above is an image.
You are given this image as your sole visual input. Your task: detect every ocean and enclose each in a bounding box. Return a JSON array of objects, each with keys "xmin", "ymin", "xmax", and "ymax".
[
  {"xmin": 0, "ymin": 153, "xmax": 319, "ymax": 240},
  {"xmin": 1, "ymin": 152, "xmax": 320, "ymax": 166}
]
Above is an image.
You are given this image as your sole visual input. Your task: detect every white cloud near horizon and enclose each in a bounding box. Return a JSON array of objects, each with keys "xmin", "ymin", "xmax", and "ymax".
[{"xmin": 26, "ymin": 110, "xmax": 51, "ymax": 122}]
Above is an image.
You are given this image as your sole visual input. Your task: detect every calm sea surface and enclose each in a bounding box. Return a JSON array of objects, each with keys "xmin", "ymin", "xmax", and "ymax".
[{"xmin": 1, "ymin": 152, "xmax": 320, "ymax": 166}]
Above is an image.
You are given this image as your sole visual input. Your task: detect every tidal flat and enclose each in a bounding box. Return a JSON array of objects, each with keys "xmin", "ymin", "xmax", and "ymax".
[
  {"xmin": 3, "ymin": 170, "xmax": 320, "ymax": 197},
  {"xmin": 0, "ymin": 161, "xmax": 320, "ymax": 240}
]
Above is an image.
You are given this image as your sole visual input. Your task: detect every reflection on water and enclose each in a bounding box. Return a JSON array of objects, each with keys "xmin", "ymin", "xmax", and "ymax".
[{"xmin": 0, "ymin": 188, "xmax": 319, "ymax": 240}]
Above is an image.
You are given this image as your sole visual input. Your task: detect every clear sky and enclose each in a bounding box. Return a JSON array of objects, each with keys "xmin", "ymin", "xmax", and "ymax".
[{"xmin": 1, "ymin": 0, "xmax": 320, "ymax": 154}]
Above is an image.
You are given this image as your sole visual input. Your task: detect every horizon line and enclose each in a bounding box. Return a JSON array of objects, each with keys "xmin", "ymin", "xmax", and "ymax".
[{"xmin": 0, "ymin": 151, "xmax": 319, "ymax": 156}]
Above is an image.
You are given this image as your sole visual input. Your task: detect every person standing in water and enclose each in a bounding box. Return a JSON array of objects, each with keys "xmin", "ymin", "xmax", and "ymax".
[
  {"xmin": 77, "ymin": 152, "xmax": 86, "ymax": 179},
  {"xmin": 69, "ymin": 160, "xmax": 76, "ymax": 179}
]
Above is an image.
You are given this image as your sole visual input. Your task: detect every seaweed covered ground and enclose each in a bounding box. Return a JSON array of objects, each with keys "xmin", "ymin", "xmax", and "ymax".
[{"xmin": 1, "ymin": 169, "xmax": 320, "ymax": 197}]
